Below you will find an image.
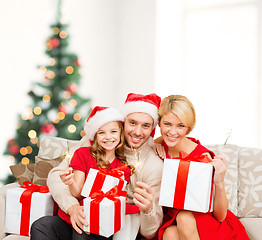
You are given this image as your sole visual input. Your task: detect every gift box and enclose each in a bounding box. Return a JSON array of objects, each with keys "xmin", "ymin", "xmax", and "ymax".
[
  {"xmin": 81, "ymin": 167, "xmax": 127, "ymax": 198},
  {"xmin": 5, "ymin": 181, "xmax": 56, "ymax": 236},
  {"xmin": 83, "ymin": 186, "xmax": 126, "ymax": 237},
  {"xmin": 159, "ymin": 152, "xmax": 214, "ymax": 213}
]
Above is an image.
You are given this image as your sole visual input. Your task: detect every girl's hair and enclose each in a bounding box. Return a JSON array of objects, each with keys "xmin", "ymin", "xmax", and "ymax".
[
  {"xmin": 90, "ymin": 121, "xmax": 135, "ymax": 174},
  {"xmin": 158, "ymin": 95, "xmax": 196, "ymax": 134}
]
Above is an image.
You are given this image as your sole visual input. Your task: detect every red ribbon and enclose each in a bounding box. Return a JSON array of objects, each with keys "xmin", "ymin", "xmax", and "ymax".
[
  {"xmin": 89, "ymin": 165, "xmax": 128, "ymax": 196},
  {"xmin": 19, "ymin": 181, "xmax": 49, "ymax": 236},
  {"xmin": 89, "ymin": 185, "xmax": 126, "ymax": 235},
  {"xmin": 173, "ymin": 152, "xmax": 213, "ymax": 212}
]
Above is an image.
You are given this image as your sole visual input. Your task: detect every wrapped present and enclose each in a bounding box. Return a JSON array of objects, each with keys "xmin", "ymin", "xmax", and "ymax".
[
  {"xmin": 83, "ymin": 185, "xmax": 126, "ymax": 237},
  {"xmin": 5, "ymin": 181, "xmax": 56, "ymax": 236},
  {"xmin": 81, "ymin": 166, "xmax": 127, "ymax": 198},
  {"xmin": 159, "ymin": 152, "xmax": 214, "ymax": 213}
]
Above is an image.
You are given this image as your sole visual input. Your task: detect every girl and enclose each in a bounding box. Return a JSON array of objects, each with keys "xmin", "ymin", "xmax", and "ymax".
[
  {"xmin": 59, "ymin": 106, "xmax": 135, "ymax": 240},
  {"xmin": 153, "ymin": 95, "xmax": 250, "ymax": 240}
]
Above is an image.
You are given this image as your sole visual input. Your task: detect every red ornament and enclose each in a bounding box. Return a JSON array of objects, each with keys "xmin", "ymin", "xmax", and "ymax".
[
  {"xmin": 75, "ymin": 59, "xmax": 80, "ymax": 66},
  {"xmin": 66, "ymin": 84, "xmax": 78, "ymax": 94},
  {"xmin": 40, "ymin": 123, "xmax": 56, "ymax": 134},
  {"xmin": 9, "ymin": 144, "xmax": 20, "ymax": 155},
  {"xmin": 51, "ymin": 38, "xmax": 60, "ymax": 48},
  {"xmin": 8, "ymin": 139, "xmax": 15, "ymax": 145}
]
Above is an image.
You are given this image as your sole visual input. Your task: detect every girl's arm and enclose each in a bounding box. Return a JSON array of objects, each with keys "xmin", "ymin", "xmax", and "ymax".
[
  {"xmin": 211, "ymin": 155, "xmax": 228, "ymax": 222},
  {"xmin": 60, "ymin": 168, "xmax": 85, "ymax": 199}
]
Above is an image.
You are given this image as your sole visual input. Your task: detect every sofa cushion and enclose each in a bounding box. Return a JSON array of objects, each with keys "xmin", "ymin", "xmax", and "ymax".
[
  {"xmin": 239, "ymin": 218, "xmax": 262, "ymax": 240},
  {"xmin": 238, "ymin": 147, "xmax": 262, "ymax": 218},
  {"xmin": 9, "ymin": 163, "xmax": 35, "ymax": 186},
  {"xmin": 205, "ymin": 144, "xmax": 239, "ymax": 216},
  {"xmin": 32, "ymin": 156, "xmax": 64, "ymax": 186}
]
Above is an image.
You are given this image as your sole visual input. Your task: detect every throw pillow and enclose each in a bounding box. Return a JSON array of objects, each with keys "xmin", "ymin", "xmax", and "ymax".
[
  {"xmin": 32, "ymin": 155, "xmax": 64, "ymax": 186},
  {"xmin": 10, "ymin": 162, "xmax": 35, "ymax": 185}
]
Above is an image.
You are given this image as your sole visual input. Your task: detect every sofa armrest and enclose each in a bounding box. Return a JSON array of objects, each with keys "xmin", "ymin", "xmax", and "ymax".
[{"xmin": 0, "ymin": 182, "xmax": 20, "ymax": 239}]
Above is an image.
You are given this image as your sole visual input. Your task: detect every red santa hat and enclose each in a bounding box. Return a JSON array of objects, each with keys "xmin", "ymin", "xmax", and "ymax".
[
  {"xmin": 121, "ymin": 93, "xmax": 161, "ymax": 137},
  {"xmin": 84, "ymin": 106, "xmax": 124, "ymax": 141}
]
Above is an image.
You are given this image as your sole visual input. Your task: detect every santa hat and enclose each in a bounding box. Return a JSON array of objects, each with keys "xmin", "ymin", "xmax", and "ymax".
[
  {"xmin": 84, "ymin": 106, "xmax": 124, "ymax": 141},
  {"xmin": 121, "ymin": 93, "xmax": 161, "ymax": 137}
]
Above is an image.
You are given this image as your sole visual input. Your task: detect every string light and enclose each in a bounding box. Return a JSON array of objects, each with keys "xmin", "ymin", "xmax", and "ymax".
[
  {"xmin": 34, "ymin": 106, "xmax": 42, "ymax": 115},
  {"xmin": 63, "ymin": 91, "xmax": 71, "ymax": 99},
  {"xmin": 43, "ymin": 95, "xmax": 51, "ymax": 102},
  {"xmin": 17, "ymin": 122, "xmax": 22, "ymax": 129},
  {"xmin": 80, "ymin": 130, "xmax": 86, "ymax": 137},
  {"xmin": 22, "ymin": 108, "xmax": 33, "ymax": 120},
  {"xmin": 53, "ymin": 27, "xmax": 60, "ymax": 35},
  {"xmin": 30, "ymin": 137, "xmax": 38, "ymax": 144},
  {"xmin": 8, "ymin": 156, "xmax": 15, "ymax": 163},
  {"xmin": 20, "ymin": 147, "xmax": 28, "ymax": 156},
  {"xmin": 46, "ymin": 70, "xmax": 55, "ymax": 79},
  {"xmin": 57, "ymin": 112, "xmax": 65, "ymax": 120},
  {"xmin": 49, "ymin": 58, "xmax": 56, "ymax": 66},
  {"xmin": 28, "ymin": 130, "xmax": 37, "ymax": 139},
  {"xmin": 59, "ymin": 30, "xmax": 67, "ymax": 39},
  {"xmin": 39, "ymin": 66, "xmax": 47, "ymax": 73},
  {"xmin": 26, "ymin": 146, "xmax": 33, "ymax": 154},
  {"xmin": 68, "ymin": 124, "xmax": 76, "ymax": 133},
  {"xmin": 21, "ymin": 157, "xmax": 30, "ymax": 165},
  {"xmin": 53, "ymin": 118, "xmax": 60, "ymax": 124},
  {"xmin": 69, "ymin": 99, "xmax": 77, "ymax": 107},
  {"xmin": 66, "ymin": 66, "xmax": 74, "ymax": 74},
  {"xmin": 73, "ymin": 113, "xmax": 81, "ymax": 121}
]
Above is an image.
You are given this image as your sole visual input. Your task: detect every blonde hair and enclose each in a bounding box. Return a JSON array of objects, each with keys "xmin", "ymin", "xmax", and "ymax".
[
  {"xmin": 158, "ymin": 95, "xmax": 196, "ymax": 134},
  {"xmin": 90, "ymin": 121, "xmax": 135, "ymax": 174}
]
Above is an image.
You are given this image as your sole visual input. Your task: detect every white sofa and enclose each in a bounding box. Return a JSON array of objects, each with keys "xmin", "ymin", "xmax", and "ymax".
[{"xmin": 0, "ymin": 137, "xmax": 262, "ymax": 239}]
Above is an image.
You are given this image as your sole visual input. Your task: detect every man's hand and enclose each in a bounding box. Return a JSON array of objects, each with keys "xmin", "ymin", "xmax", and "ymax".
[
  {"xmin": 67, "ymin": 204, "xmax": 88, "ymax": 234},
  {"xmin": 133, "ymin": 181, "xmax": 154, "ymax": 214}
]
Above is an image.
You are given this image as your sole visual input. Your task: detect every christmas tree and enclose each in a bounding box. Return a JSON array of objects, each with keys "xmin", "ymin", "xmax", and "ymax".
[{"xmin": 3, "ymin": 2, "xmax": 91, "ymax": 184}]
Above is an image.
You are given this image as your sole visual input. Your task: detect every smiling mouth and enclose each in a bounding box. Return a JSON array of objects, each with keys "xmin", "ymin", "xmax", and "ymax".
[
  {"xmin": 130, "ymin": 135, "xmax": 142, "ymax": 143},
  {"xmin": 166, "ymin": 135, "xmax": 178, "ymax": 141}
]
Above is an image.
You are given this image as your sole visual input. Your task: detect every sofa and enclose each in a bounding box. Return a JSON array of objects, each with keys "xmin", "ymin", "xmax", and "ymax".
[{"xmin": 0, "ymin": 137, "xmax": 261, "ymax": 240}]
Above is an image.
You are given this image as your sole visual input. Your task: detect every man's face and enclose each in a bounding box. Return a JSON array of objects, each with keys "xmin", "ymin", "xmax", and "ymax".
[{"xmin": 124, "ymin": 112, "xmax": 154, "ymax": 149}]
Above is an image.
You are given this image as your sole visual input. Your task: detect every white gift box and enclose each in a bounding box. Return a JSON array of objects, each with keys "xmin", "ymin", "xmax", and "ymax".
[
  {"xmin": 5, "ymin": 187, "xmax": 55, "ymax": 236},
  {"xmin": 83, "ymin": 195, "xmax": 126, "ymax": 237},
  {"xmin": 159, "ymin": 158, "xmax": 214, "ymax": 213},
  {"xmin": 81, "ymin": 168, "xmax": 127, "ymax": 197}
]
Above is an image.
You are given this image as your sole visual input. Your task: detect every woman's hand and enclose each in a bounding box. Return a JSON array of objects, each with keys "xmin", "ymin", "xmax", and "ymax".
[
  {"xmin": 153, "ymin": 143, "xmax": 166, "ymax": 159},
  {"xmin": 59, "ymin": 167, "xmax": 75, "ymax": 185},
  {"xmin": 211, "ymin": 155, "xmax": 227, "ymax": 187}
]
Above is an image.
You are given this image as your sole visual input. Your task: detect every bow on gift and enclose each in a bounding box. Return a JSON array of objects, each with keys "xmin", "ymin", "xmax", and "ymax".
[
  {"xmin": 90, "ymin": 165, "xmax": 128, "ymax": 195},
  {"xmin": 173, "ymin": 152, "xmax": 213, "ymax": 212},
  {"xmin": 89, "ymin": 185, "xmax": 126, "ymax": 235},
  {"xmin": 19, "ymin": 181, "xmax": 50, "ymax": 236}
]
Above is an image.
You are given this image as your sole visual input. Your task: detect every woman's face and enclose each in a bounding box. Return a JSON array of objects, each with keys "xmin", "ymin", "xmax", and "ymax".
[{"xmin": 159, "ymin": 112, "xmax": 189, "ymax": 148}]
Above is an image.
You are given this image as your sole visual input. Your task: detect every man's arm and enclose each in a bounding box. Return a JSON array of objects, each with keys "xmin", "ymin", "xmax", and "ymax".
[
  {"xmin": 47, "ymin": 158, "xmax": 88, "ymax": 234},
  {"xmin": 134, "ymin": 153, "xmax": 164, "ymax": 239}
]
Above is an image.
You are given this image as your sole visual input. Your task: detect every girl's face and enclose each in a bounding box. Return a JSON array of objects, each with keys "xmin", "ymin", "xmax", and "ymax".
[
  {"xmin": 160, "ymin": 112, "xmax": 189, "ymax": 148},
  {"xmin": 96, "ymin": 121, "xmax": 121, "ymax": 152}
]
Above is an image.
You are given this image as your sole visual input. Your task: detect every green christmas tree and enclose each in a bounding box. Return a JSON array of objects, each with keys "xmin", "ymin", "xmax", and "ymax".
[{"xmin": 3, "ymin": 3, "xmax": 91, "ymax": 184}]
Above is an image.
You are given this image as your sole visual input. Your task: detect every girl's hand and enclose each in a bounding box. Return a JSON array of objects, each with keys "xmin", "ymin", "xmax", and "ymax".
[
  {"xmin": 59, "ymin": 167, "xmax": 75, "ymax": 185},
  {"xmin": 153, "ymin": 143, "xmax": 166, "ymax": 159},
  {"xmin": 211, "ymin": 155, "xmax": 227, "ymax": 187}
]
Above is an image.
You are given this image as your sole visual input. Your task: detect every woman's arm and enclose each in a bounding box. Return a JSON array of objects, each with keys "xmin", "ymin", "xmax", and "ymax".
[{"xmin": 211, "ymin": 155, "xmax": 228, "ymax": 222}]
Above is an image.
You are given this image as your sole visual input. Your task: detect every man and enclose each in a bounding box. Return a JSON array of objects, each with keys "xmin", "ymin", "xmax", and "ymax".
[{"xmin": 31, "ymin": 93, "xmax": 163, "ymax": 240}]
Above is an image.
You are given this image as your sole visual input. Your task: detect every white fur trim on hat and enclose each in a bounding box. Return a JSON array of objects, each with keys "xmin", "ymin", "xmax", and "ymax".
[
  {"xmin": 121, "ymin": 101, "xmax": 159, "ymax": 128},
  {"xmin": 84, "ymin": 108, "xmax": 124, "ymax": 141}
]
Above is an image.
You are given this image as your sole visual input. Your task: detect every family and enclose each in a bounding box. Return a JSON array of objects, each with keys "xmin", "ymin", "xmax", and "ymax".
[{"xmin": 30, "ymin": 93, "xmax": 250, "ymax": 240}]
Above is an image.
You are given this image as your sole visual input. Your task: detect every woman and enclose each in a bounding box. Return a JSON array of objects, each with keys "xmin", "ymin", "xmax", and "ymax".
[{"xmin": 154, "ymin": 95, "xmax": 250, "ymax": 240}]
